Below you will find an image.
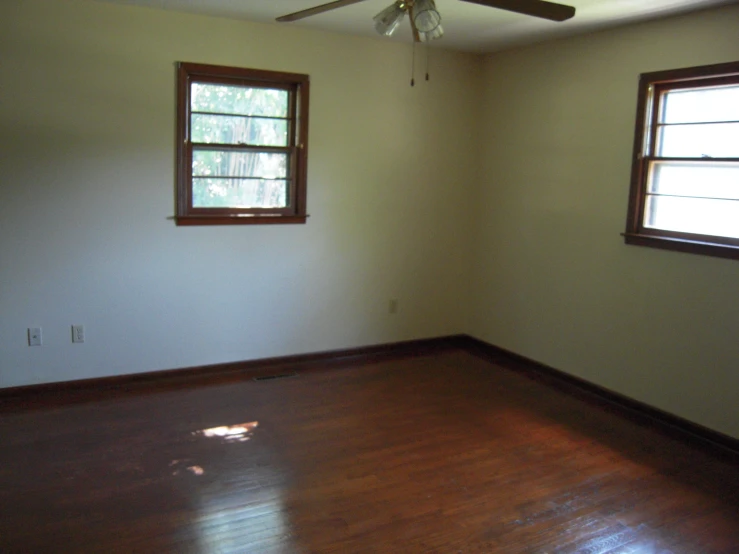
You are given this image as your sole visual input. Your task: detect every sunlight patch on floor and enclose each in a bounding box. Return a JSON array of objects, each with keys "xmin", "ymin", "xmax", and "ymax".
[
  {"xmin": 170, "ymin": 459, "xmax": 205, "ymax": 476},
  {"xmin": 194, "ymin": 421, "xmax": 259, "ymax": 442}
]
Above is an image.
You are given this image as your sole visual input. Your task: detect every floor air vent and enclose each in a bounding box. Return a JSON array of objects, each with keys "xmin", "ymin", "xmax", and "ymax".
[{"xmin": 253, "ymin": 372, "xmax": 298, "ymax": 382}]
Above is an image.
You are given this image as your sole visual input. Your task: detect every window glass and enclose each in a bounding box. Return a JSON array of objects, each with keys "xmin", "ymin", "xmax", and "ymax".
[
  {"xmin": 191, "ymin": 84, "xmax": 288, "ymax": 118},
  {"xmin": 657, "ymin": 122, "xmax": 739, "ymax": 158},
  {"xmin": 661, "ymin": 85, "xmax": 739, "ymax": 124},
  {"xmin": 191, "ymin": 114, "xmax": 288, "ymax": 147},
  {"xmin": 192, "ymin": 179, "xmax": 288, "ymax": 209}
]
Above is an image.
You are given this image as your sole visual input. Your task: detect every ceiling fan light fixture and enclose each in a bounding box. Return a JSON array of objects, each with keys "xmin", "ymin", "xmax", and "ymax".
[
  {"xmin": 373, "ymin": 2, "xmax": 408, "ymax": 37},
  {"xmin": 413, "ymin": 0, "xmax": 441, "ymax": 33},
  {"xmin": 418, "ymin": 23, "xmax": 444, "ymax": 42}
]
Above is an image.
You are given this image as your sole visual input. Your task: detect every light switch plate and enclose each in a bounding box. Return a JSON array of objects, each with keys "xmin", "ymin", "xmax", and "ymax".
[{"xmin": 28, "ymin": 327, "xmax": 42, "ymax": 346}]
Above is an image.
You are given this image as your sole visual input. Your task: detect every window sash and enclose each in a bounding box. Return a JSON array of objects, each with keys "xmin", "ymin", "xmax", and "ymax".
[
  {"xmin": 642, "ymin": 159, "xmax": 739, "ymax": 239},
  {"xmin": 638, "ymin": 157, "xmax": 739, "ymax": 247},
  {"xmin": 188, "ymin": 80, "xmax": 295, "ymax": 150},
  {"xmin": 184, "ymin": 144, "xmax": 298, "ymax": 215}
]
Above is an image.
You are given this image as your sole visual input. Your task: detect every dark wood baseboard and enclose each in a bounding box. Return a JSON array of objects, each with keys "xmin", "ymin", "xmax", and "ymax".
[
  {"xmin": 0, "ymin": 335, "xmax": 467, "ymax": 410},
  {"xmin": 2, "ymin": 332, "xmax": 737, "ymax": 459},
  {"xmin": 460, "ymin": 335, "xmax": 739, "ymax": 459}
]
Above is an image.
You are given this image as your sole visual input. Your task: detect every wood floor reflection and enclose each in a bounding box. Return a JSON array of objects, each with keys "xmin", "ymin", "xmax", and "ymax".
[{"xmin": 1, "ymin": 349, "xmax": 738, "ymax": 553}]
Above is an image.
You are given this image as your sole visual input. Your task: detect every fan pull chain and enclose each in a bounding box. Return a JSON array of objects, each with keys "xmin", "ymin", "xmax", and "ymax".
[
  {"xmin": 411, "ymin": 41, "xmax": 416, "ymax": 87},
  {"xmin": 425, "ymin": 44, "xmax": 430, "ymax": 81}
]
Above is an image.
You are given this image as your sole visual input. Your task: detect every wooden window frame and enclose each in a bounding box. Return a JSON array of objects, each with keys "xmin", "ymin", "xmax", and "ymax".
[
  {"xmin": 624, "ymin": 60, "xmax": 739, "ymax": 260},
  {"xmin": 175, "ymin": 62, "xmax": 310, "ymax": 226}
]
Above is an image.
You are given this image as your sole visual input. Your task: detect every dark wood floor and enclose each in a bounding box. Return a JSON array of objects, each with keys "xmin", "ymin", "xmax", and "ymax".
[{"xmin": 1, "ymin": 349, "xmax": 738, "ymax": 553}]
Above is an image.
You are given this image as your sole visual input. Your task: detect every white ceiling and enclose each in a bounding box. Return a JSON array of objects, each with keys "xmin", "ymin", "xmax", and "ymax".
[{"xmin": 96, "ymin": 0, "xmax": 734, "ymax": 52}]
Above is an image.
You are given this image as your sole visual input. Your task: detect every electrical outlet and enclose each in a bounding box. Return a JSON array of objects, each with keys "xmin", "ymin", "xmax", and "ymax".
[
  {"xmin": 72, "ymin": 325, "xmax": 85, "ymax": 344},
  {"xmin": 28, "ymin": 327, "xmax": 42, "ymax": 346},
  {"xmin": 389, "ymin": 299, "xmax": 398, "ymax": 315}
]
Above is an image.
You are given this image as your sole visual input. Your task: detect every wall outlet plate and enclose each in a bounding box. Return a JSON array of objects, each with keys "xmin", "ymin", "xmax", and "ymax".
[{"xmin": 72, "ymin": 325, "xmax": 85, "ymax": 343}]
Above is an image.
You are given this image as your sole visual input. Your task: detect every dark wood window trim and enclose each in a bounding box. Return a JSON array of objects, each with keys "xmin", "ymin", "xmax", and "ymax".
[
  {"xmin": 175, "ymin": 62, "xmax": 310, "ymax": 225},
  {"xmin": 624, "ymin": 60, "xmax": 739, "ymax": 260}
]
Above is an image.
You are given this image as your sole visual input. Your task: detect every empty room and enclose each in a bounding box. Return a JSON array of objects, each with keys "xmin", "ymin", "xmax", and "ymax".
[{"xmin": 1, "ymin": 0, "xmax": 738, "ymax": 551}]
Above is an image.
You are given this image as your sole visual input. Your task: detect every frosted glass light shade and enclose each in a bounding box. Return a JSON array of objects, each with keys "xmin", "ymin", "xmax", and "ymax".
[
  {"xmin": 374, "ymin": 3, "xmax": 407, "ymax": 37},
  {"xmin": 419, "ymin": 23, "xmax": 444, "ymax": 42},
  {"xmin": 414, "ymin": 0, "xmax": 441, "ymax": 32}
]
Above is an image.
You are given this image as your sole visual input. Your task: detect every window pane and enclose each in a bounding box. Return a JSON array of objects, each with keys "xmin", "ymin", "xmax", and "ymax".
[
  {"xmin": 193, "ymin": 150, "xmax": 288, "ymax": 179},
  {"xmin": 191, "ymin": 114, "xmax": 288, "ymax": 146},
  {"xmin": 657, "ymin": 122, "xmax": 739, "ymax": 158},
  {"xmin": 649, "ymin": 162, "xmax": 739, "ymax": 200},
  {"xmin": 661, "ymin": 85, "xmax": 739, "ymax": 124},
  {"xmin": 644, "ymin": 195, "xmax": 739, "ymax": 239},
  {"xmin": 191, "ymin": 83, "xmax": 288, "ymax": 118},
  {"xmin": 193, "ymin": 178, "xmax": 288, "ymax": 208}
]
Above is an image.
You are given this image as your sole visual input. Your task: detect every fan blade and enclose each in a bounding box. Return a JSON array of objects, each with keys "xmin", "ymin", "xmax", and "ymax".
[
  {"xmin": 277, "ymin": 0, "xmax": 368, "ymax": 22},
  {"xmin": 460, "ymin": 0, "xmax": 575, "ymax": 22}
]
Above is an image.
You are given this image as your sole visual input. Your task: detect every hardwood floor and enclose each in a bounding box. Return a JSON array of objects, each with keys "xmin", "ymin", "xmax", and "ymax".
[{"xmin": 0, "ymin": 349, "xmax": 737, "ymax": 553}]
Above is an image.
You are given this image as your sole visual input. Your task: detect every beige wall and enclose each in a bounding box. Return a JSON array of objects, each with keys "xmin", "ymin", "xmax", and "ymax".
[
  {"xmin": 472, "ymin": 5, "xmax": 739, "ymax": 438},
  {"xmin": 2, "ymin": 0, "xmax": 737, "ymax": 440},
  {"xmin": 0, "ymin": 0, "xmax": 478, "ymax": 387}
]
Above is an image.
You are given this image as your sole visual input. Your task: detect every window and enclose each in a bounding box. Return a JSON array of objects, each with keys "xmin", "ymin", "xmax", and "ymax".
[
  {"xmin": 624, "ymin": 61, "xmax": 739, "ymax": 260},
  {"xmin": 176, "ymin": 62, "xmax": 310, "ymax": 225}
]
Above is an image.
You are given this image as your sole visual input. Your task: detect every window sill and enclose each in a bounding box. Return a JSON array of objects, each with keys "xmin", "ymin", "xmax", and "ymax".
[
  {"xmin": 176, "ymin": 215, "xmax": 309, "ymax": 226},
  {"xmin": 623, "ymin": 232, "xmax": 739, "ymax": 261}
]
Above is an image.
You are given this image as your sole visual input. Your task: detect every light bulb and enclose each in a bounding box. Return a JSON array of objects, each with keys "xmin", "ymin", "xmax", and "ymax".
[
  {"xmin": 374, "ymin": 2, "xmax": 407, "ymax": 37},
  {"xmin": 414, "ymin": 0, "xmax": 441, "ymax": 33}
]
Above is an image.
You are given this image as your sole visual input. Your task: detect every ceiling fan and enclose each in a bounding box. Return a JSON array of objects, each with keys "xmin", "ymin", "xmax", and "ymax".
[{"xmin": 276, "ymin": 0, "xmax": 576, "ymax": 43}]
